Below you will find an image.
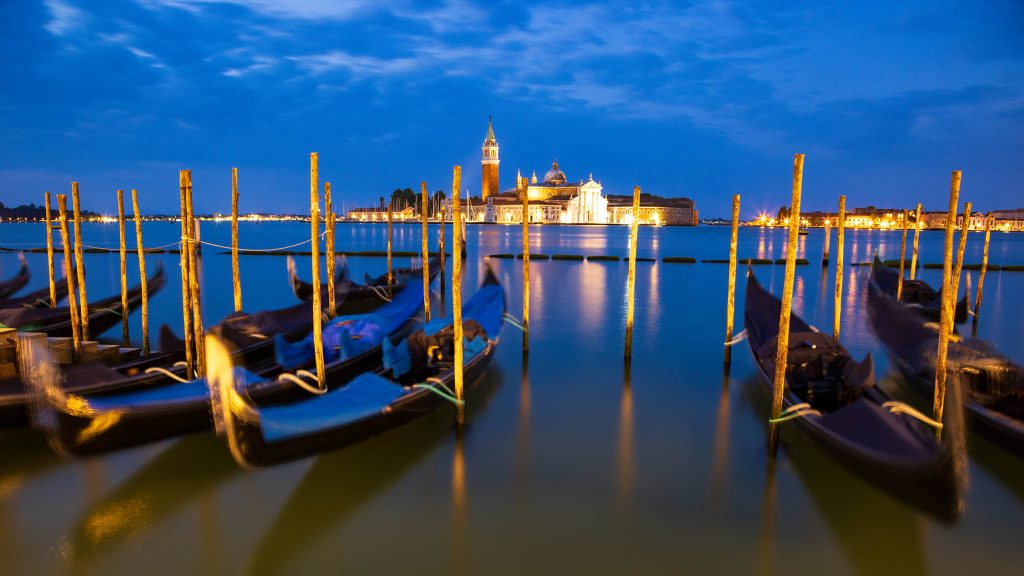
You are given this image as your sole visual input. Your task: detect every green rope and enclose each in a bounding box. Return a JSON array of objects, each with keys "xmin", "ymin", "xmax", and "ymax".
[
  {"xmin": 502, "ymin": 313, "xmax": 525, "ymax": 331},
  {"xmin": 413, "ymin": 381, "xmax": 464, "ymax": 406}
]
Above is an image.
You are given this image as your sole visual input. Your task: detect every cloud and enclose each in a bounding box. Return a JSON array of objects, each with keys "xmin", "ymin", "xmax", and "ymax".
[{"xmin": 43, "ymin": 0, "xmax": 83, "ymax": 37}]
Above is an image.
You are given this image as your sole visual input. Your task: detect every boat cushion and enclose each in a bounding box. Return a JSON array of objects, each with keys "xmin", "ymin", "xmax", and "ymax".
[{"xmin": 259, "ymin": 372, "xmax": 405, "ymax": 442}]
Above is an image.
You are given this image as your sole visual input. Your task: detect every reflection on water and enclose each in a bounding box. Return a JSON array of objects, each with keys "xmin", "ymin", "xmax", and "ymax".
[
  {"xmin": 616, "ymin": 364, "xmax": 634, "ymax": 511},
  {"xmin": 1, "ymin": 223, "xmax": 1023, "ymax": 575}
]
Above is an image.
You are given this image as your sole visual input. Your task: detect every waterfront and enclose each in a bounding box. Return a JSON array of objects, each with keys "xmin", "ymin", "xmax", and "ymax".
[{"xmin": 1, "ymin": 221, "xmax": 1023, "ymax": 575}]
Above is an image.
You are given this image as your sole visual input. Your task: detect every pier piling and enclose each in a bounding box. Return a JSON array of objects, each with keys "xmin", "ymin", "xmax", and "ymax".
[
  {"xmin": 933, "ymin": 171, "xmax": 962, "ymax": 429},
  {"xmin": 185, "ymin": 171, "xmax": 205, "ymax": 375},
  {"xmin": 421, "ymin": 181, "xmax": 430, "ymax": 321},
  {"xmin": 910, "ymin": 203, "xmax": 922, "ymax": 280},
  {"xmin": 388, "ymin": 201, "xmax": 394, "ymax": 287},
  {"xmin": 974, "ymin": 213, "xmax": 993, "ymax": 324},
  {"xmin": 310, "ymin": 153, "xmax": 325, "ymax": 386},
  {"xmin": 439, "ymin": 202, "xmax": 446, "ymax": 296},
  {"xmin": 44, "ymin": 192, "xmax": 57, "ymax": 307},
  {"xmin": 522, "ymin": 176, "xmax": 530, "ymax": 353},
  {"xmin": 231, "ymin": 168, "xmax": 242, "ymax": 313},
  {"xmin": 822, "ymin": 217, "xmax": 831, "ymax": 266},
  {"xmin": 833, "ymin": 195, "xmax": 846, "ymax": 341},
  {"xmin": 178, "ymin": 170, "xmax": 195, "ymax": 378},
  {"xmin": 71, "ymin": 182, "xmax": 89, "ymax": 341},
  {"xmin": 117, "ymin": 189, "xmax": 130, "ymax": 346},
  {"xmin": 325, "ymin": 182, "xmax": 336, "ymax": 317},
  {"xmin": 624, "ymin": 185, "xmax": 641, "ymax": 360},
  {"xmin": 724, "ymin": 194, "xmax": 740, "ymax": 365},
  {"xmin": 897, "ymin": 209, "xmax": 909, "ymax": 301},
  {"xmin": 452, "ymin": 165, "xmax": 464, "ymax": 419},
  {"xmin": 769, "ymin": 154, "xmax": 805, "ymax": 450},
  {"xmin": 56, "ymin": 194, "xmax": 82, "ymax": 359},
  {"xmin": 131, "ymin": 190, "xmax": 150, "ymax": 356}
]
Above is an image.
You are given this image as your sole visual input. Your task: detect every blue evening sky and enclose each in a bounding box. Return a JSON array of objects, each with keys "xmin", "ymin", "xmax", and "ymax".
[{"xmin": 1, "ymin": 1, "xmax": 1021, "ymax": 218}]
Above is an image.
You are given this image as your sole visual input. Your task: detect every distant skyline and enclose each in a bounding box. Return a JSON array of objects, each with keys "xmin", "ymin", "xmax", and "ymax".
[{"xmin": 1, "ymin": 1, "xmax": 1022, "ymax": 218}]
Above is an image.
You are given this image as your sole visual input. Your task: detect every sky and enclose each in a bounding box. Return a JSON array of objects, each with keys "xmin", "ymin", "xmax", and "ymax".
[{"xmin": 0, "ymin": 0, "xmax": 1022, "ymax": 218}]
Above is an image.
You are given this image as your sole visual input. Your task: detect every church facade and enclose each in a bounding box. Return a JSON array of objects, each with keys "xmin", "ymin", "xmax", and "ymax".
[{"xmin": 474, "ymin": 118, "xmax": 696, "ymax": 225}]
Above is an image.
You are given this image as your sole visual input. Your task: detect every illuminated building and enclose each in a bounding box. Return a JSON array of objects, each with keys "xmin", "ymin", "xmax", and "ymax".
[{"xmin": 481, "ymin": 116, "xmax": 499, "ymax": 201}]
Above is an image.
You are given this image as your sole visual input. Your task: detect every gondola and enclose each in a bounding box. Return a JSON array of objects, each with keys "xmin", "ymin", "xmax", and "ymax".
[
  {"xmin": 287, "ymin": 254, "xmax": 441, "ymax": 312},
  {"xmin": 744, "ymin": 269, "xmax": 957, "ymax": 521},
  {"xmin": 0, "ymin": 263, "xmax": 166, "ymax": 338},
  {"xmin": 0, "ymin": 254, "xmax": 30, "ymax": 299},
  {"xmin": 867, "ymin": 269, "xmax": 1024, "ymax": 456},
  {"xmin": 0, "ymin": 281, "xmax": 70, "ymax": 310},
  {"xmin": 871, "ymin": 255, "xmax": 968, "ymax": 323},
  {"xmin": 209, "ymin": 264, "xmax": 505, "ymax": 467},
  {"xmin": 28, "ymin": 280, "xmax": 427, "ymax": 455}
]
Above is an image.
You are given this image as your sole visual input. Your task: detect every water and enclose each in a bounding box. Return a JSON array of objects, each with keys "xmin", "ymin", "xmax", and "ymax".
[{"xmin": 1, "ymin": 222, "xmax": 1023, "ymax": 575}]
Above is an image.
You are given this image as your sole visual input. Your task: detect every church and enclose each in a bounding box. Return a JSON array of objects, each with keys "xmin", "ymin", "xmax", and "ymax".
[{"xmin": 474, "ymin": 117, "xmax": 697, "ymax": 225}]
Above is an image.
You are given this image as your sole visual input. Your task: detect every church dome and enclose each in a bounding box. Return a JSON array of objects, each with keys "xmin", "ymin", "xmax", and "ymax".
[{"xmin": 543, "ymin": 160, "xmax": 566, "ymax": 185}]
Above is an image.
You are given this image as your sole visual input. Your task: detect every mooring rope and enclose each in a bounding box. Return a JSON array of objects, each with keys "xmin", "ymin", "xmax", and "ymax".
[
  {"xmin": 277, "ymin": 369, "xmax": 327, "ymax": 395},
  {"xmin": 413, "ymin": 377, "xmax": 463, "ymax": 406},
  {"xmin": 502, "ymin": 313, "xmax": 525, "ymax": 331},
  {"xmin": 369, "ymin": 284, "xmax": 393, "ymax": 302},
  {"xmin": 724, "ymin": 329, "xmax": 748, "ymax": 346},
  {"xmin": 882, "ymin": 401, "xmax": 944, "ymax": 429},
  {"xmin": 768, "ymin": 402, "xmax": 822, "ymax": 423},
  {"xmin": 143, "ymin": 366, "xmax": 190, "ymax": 383}
]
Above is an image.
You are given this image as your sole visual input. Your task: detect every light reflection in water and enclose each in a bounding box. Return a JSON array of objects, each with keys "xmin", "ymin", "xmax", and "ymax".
[
  {"xmin": 516, "ymin": 356, "xmax": 531, "ymax": 501},
  {"xmin": 757, "ymin": 229, "xmax": 766, "ymax": 259},
  {"xmin": 578, "ymin": 262, "xmax": 608, "ymax": 346},
  {"xmin": 616, "ymin": 364, "xmax": 634, "ymax": 511},
  {"xmin": 709, "ymin": 368, "xmax": 731, "ymax": 506},
  {"xmin": 451, "ymin": 428, "xmax": 468, "ymax": 575},
  {"xmin": 757, "ymin": 456, "xmax": 778, "ymax": 576},
  {"xmin": 645, "ymin": 262, "xmax": 661, "ymax": 339}
]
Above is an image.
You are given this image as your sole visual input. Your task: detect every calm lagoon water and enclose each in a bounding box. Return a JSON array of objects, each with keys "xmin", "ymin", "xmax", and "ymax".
[{"xmin": 1, "ymin": 221, "xmax": 1023, "ymax": 575}]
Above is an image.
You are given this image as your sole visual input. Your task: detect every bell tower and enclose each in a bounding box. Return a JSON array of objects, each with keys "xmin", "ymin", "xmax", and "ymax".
[{"xmin": 481, "ymin": 115, "xmax": 499, "ymax": 200}]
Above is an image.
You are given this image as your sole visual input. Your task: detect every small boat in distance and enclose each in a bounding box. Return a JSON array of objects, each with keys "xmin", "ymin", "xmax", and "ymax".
[
  {"xmin": 871, "ymin": 255, "xmax": 968, "ymax": 323},
  {"xmin": 287, "ymin": 255, "xmax": 441, "ymax": 313},
  {"xmin": 0, "ymin": 254, "xmax": 30, "ymax": 299}
]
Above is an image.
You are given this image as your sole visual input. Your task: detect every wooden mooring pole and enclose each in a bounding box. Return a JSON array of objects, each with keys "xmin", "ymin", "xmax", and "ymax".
[
  {"xmin": 769, "ymin": 154, "xmax": 804, "ymax": 450},
  {"xmin": 522, "ymin": 176, "xmax": 530, "ymax": 353},
  {"xmin": 897, "ymin": 209, "xmax": 909, "ymax": 301},
  {"xmin": 325, "ymin": 182, "xmax": 336, "ymax": 317},
  {"xmin": 44, "ymin": 192, "xmax": 57, "ymax": 307},
  {"xmin": 933, "ymin": 171, "xmax": 962, "ymax": 429},
  {"xmin": 452, "ymin": 165, "xmax": 464, "ymax": 420},
  {"xmin": 974, "ymin": 213, "xmax": 993, "ymax": 322},
  {"xmin": 178, "ymin": 170, "xmax": 195, "ymax": 378},
  {"xmin": 421, "ymin": 181, "xmax": 431, "ymax": 321},
  {"xmin": 71, "ymin": 182, "xmax": 89, "ymax": 341},
  {"xmin": 388, "ymin": 201, "xmax": 394, "ymax": 286},
  {"xmin": 624, "ymin": 185, "xmax": 641, "ymax": 360},
  {"xmin": 231, "ymin": 168, "xmax": 242, "ymax": 313},
  {"xmin": 439, "ymin": 201, "xmax": 446, "ymax": 296},
  {"xmin": 833, "ymin": 195, "xmax": 846, "ymax": 341},
  {"xmin": 131, "ymin": 190, "xmax": 150, "ymax": 356},
  {"xmin": 310, "ymin": 153, "xmax": 325, "ymax": 385},
  {"xmin": 910, "ymin": 203, "xmax": 922, "ymax": 280},
  {"xmin": 185, "ymin": 171, "xmax": 205, "ymax": 375},
  {"xmin": 724, "ymin": 194, "xmax": 740, "ymax": 364},
  {"xmin": 952, "ymin": 202, "xmax": 971, "ymax": 304},
  {"xmin": 57, "ymin": 194, "xmax": 82, "ymax": 359},
  {"xmin": 117, "ymin": 190, "xmax": 130, "ymax": 346},
  {"xmin": 822, "ymin": 217, "xmax": 831, "ymax": 266}
]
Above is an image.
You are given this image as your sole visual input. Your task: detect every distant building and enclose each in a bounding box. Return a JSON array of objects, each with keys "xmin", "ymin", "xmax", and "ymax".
[
  {"xmin": 348, "ymin": 206, "xmax": 416, "ymax": 221},
  {"xmin": 475, "ymin": 118, "xmax": 696, "ymax": 225},
  {"xmin": 481, "ymin": 116, "xmax": 499, "ymax": 201}
]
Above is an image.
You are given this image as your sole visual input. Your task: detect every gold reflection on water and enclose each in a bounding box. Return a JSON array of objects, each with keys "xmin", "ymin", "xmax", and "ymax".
[
  {"xmin": 82, "ymin": 493, "xmax": 154, "ymax": 546},
  {"xmin": 797, "ymin": 233, "xmax": 807, "ymax": 259},
  {"xmin": 645, "ymin": 262, "xmax": 660, "ymax": 339},
  {"xmin": 793, "ymin": 274, "xmax": 806, "ymax": 317},
  {"xmin": 709, "ymin": 368, "xmax": 730, "ymax": 504},
  {"xmin": 757, "ymin": 229, "xmax": 766, "ymax": 259},
  {"xmin": 452, "ymin": 428, "xmax": 468, "ymax": 575},
  {"xmin": 578, "ymin": 261, "xmax": 608, "ymax": 341},
  {"xmin": 516, "ymin": 356, "xmax": 531, "ymax": 499},
  {"xmin": 616, "ymin": 365, "xmax": 635, "ymax": 510},
  {"xmin": 757, "ymin": 456, "xmax": 778, "ymax": 576}
]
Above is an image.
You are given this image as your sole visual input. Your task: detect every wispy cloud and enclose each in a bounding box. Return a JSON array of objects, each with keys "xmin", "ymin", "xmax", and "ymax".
[{"xmin": 43, "ymin": 0, "xmax": 83, "ymax": 37}]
